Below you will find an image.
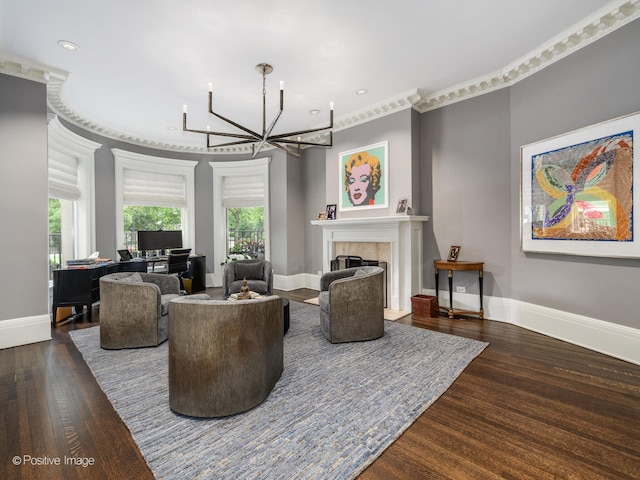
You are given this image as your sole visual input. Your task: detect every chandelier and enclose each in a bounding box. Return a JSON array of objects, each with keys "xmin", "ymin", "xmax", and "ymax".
[{"xmin": 182, "ymin": 63, "xmax": 333, "ymax": 157}]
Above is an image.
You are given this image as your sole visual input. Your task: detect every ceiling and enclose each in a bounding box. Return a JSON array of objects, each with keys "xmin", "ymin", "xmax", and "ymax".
[{"xmin": 1, "ymin": 0, "xmax": 636, "ymax": 155}]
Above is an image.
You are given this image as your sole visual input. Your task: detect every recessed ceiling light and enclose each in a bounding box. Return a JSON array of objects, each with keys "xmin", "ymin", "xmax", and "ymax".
[
  {"xmin": 356, "ymin": 88, "xmax": 368, "ymax": 95},
  {"xmin": 167, "ymin": 126, "xmax": 177, "ymax": 131},
  {"xmin": 57, "ymin": 40, "xmax": 79, "ymax": 52},
  {"xmin": 309, "ymin": 109, "xmax": 321, "ymax": 115}
]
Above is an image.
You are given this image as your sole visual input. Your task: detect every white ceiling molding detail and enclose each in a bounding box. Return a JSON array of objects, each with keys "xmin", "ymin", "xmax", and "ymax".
[
  {"xmin": 0, "ymin": 52, "xmax": 67, "ymax": 84},
  {"xmin": 1, "ymin": 0, "xmax": 638, "ymax": 155},
  {"xmin": 416, "ymin": 0, "xmax": 640, "ymax": 112}
]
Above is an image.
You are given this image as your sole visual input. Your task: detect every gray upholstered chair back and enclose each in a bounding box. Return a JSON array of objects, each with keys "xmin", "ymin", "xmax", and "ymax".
[
  {"xmin": 99, "ymin": 272, "xmax": 180, "ymax": 349},
  {"xmin": 168, "ymin": 295, "xmax": 284, "ymax": 417},
  {"xmin": 222, "ymin": 259, "xmax": 273, "ymax": 298},
  {"xmin": 319, "ymin": 266, "xmax": 385, "ymax": 343}
]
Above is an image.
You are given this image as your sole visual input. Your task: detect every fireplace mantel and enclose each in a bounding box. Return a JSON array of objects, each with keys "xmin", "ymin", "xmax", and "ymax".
[{"xmin": 311, "ymin": 215, "xmax": 430, "ymax": 311}]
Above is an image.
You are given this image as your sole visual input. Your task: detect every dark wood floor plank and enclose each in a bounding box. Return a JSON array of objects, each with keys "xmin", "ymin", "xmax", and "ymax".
[{"xmin": 1, "ymin": 287, "xmax": 638, "ymax": 479}]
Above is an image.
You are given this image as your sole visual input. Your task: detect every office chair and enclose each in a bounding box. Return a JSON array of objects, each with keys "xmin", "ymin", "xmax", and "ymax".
[{"xmin": 167, "ymin": 252, "xmax": 190, "ymax": 276}]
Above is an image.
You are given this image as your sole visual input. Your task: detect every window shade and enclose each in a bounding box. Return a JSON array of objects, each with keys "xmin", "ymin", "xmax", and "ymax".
[
  {"xmin": 123, "ymin": 169, "xmax": 186, "ymax": 207},
  {"xmin": 48, "ymin": 154, "xmax": 80, "ymax": 200},
  {"xmin": 222, "ymin": 175, "xmax": 265, "ymax": 208}
]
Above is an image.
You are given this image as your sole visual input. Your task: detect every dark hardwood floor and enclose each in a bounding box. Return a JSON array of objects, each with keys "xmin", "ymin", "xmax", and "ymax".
[{"xmin": 2, "ymin": 288, "xmax": 639, "ymax": 479}]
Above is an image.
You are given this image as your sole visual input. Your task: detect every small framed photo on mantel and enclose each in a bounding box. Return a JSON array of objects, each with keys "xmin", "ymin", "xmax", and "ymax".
[
  {"xmin": 395, "ymin": 197, "xmax": 412, "ymax": 215},
  {"xmin": 447, "ymin": 245, "xmax": 461, "ymax": 262},
  {"xmin": 326, "ymin": 204, "xmax": 337, "ymax": 220}
]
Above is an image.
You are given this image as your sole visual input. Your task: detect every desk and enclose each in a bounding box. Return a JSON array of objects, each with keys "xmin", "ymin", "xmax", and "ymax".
[
  {"xmin": 51, "ymin": 260, "xmax": 146, "ymax": 325},
  {"xmin": 434, "ymin": 260, "xmax": 484, "ymax": 319},
  {"xmin": 51, "ymin": 255, "xmax": 207, "ymax": 325}
]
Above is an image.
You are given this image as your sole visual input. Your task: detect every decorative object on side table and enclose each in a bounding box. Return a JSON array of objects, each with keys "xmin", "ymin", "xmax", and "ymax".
[
  {"xmin": 447, "ymin": 245, "xmax": 461, "ymax": 262},
  {"xmin": 236, "ymin": 278, "xmax": 252, "ymax": 299}
]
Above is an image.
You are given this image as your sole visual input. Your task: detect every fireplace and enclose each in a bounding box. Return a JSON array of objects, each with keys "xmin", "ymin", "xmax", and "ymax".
[{"xmin": 311, "ymin": 216, "xmax": 430, "ymax": 311}]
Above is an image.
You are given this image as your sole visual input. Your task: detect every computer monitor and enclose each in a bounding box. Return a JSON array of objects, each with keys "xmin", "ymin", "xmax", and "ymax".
[{"xmin": 137, "ymin": 230, "xmax": 183, "ymax": 252}]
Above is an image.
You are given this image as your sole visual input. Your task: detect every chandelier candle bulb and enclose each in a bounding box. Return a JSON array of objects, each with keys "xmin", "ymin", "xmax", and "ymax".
[
  {"xmin": 208, "ymin": 83, "xmax": 213, "ymax": 92},
  {"xmin": 330, "ymin": 101, "xmax": 334, "ymax": 110},
  {"xmin": 183, "ymin": 104, "xmax": 187, "ymax": 113}
]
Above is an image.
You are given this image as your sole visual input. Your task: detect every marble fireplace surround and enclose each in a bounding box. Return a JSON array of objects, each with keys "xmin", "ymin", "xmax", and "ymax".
[{"xmin": 311, "ymin": 216, "xmax": 430, "ymax": 311}]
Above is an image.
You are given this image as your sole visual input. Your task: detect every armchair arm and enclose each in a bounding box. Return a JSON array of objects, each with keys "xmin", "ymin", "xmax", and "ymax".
[
  {"xmin": 320, "ymin": 267, "xmax": 360, "ymax": 291},
  {"xmin": 263, "ymin": 260, "xmax": 274, "ymax": 293},
  {"xmin": 222, "ymin": 262, "xmax": 236, "ymax": 297}
]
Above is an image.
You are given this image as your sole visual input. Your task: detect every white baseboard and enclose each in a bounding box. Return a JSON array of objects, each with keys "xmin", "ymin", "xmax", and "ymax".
[
  {"xmin": 509, "ymin": 300, "xmax": 640, "ymax": 366},
  {"xmin": 422, "ymin": 288, "xmax": 640, "ymax": 366},
  {"xmin": 0, "ymin": 314, "xmax": 51, "ymax": 349},
  {"xmin": 274, "ymin": 273, "xmax": 320, "ymax": 292}
]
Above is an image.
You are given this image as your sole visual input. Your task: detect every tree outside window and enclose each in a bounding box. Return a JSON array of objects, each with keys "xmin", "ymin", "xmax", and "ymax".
[{"xmin": 123, "ymin": 206, "xmax": 182, "ymax": 252}]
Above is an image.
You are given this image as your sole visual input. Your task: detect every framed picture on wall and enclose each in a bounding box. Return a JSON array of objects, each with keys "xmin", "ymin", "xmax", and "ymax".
[
  {"xmin": 338, "ymin": 141, "xmax": 388, "ymax": 212},
  {"xmin": 520, "ymin": 111, "xmax": 640, "ymax": 258}
]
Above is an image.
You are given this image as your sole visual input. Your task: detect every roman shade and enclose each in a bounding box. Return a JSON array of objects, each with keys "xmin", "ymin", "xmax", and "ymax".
[
  {"xmin": 48, "ymin": 153, "xmax": 80, "ymax": 200},
  {"xmin": 222, "ymin": 174, "xmax": 265, "ymax": 208},
  {"xmin": 123, "ymin": 169, "xmax": 186, "ymax": 208}
]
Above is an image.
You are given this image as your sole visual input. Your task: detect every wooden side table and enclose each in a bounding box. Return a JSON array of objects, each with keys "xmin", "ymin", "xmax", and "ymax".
[{"xmin": 434, "ymin": 260, "xmax": 484, "ymax": 319}]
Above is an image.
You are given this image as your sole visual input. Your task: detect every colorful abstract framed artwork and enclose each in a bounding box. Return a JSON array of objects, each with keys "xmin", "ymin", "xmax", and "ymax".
[
  {"xmin": 339, "ymin": 141, "xmax": 388, "ymax": 212},
  {"xmin": 520, "ymin": 111, "xmax": 640, "ymax": 258}
]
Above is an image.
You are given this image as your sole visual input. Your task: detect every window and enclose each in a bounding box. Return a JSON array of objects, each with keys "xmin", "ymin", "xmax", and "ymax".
[
  {"xmin": 227, "ymin": 206, "xmax": 265, "ymax": 260},
  {"xmin": 48, "ymin": 117, "xmax": 100, "ymax": 277},
  {"xmin": 113, "ymin": 149, "xmax": 197, "ymax": 254},
  {"xmin": 211, "ymin": 158, "xmax": 270, "ymax": 286},
  {"xmin": 122, "ymin": 206, "xmax": 183, "ymax": 251}
]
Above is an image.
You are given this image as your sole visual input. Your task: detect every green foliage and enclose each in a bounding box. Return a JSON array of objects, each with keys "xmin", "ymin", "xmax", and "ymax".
[
  {"xmin": 226, "ymin": 207, "xmax": 264, "ymax": 231},
  {"xmin": 123, "ymin": 206, "xmax": 182, "ymax": 232},
  {"xmin": 49, "ymin": 198, "xmax": 61, "ymax": 233}
]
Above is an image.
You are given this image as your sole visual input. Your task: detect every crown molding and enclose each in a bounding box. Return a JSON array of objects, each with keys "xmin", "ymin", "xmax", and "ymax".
[
  {"xmin": 416, "ymin": 0, "xmax": 640, "ymax": 112},
  {"xmin": 0, "ymin": 51, "xmax": 67, "ymax": 84},
  {"xmin": 2, "ymin": 0, "xmax": 638, "ymax": 154}
]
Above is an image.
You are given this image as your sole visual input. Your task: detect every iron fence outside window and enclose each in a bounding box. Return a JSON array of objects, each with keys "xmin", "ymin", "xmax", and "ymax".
[
  {"xmin": 49, "ymin": 233, "xmax": 61, "ymax": 280},
  {"xmin": 227, "ymin": 229, "xmax": 264, "ymax": 259}
]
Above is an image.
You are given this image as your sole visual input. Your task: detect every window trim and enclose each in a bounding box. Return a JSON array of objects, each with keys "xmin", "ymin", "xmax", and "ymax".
[
  {"xmin": 113, "ymin": 149, "xmax": 197, "ymax": 253},
  {"xmin": 210, "ymin": 157, "xmax": 271, "ymax": 286}
]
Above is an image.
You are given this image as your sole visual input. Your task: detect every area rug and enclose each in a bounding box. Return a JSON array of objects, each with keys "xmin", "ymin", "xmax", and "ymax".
[{"xmin": 70, "ymin": 301, "xmax": 487, "ymax": 479}]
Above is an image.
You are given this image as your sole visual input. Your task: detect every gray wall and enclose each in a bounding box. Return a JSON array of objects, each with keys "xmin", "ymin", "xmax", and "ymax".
[
  {"xmin": 0, "ymin": 74, "xmax": 48, "ymax": 321},
  {"xmin": 509, "ymin": 19, "xmax": 640, "ymax": 328},
  {"xmin": 302, "ymin": 146, "xmax": 328, "ymax": 276},
  {"xmin": 421, "ymin": 88, "xmax": 512, "ymax": 298}
]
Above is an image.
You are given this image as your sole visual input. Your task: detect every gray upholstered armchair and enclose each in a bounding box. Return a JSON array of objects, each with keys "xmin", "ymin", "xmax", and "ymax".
[
  {"xmin": 319, "ymin": 266, "xmax": 385, "ymax": 343},
  {"xmin": 223, "ymin": 259, "xmax": 273, "ymax": 298},
  {"xmin": 99, "ymin": 271, "xmax": 180, "ymax": 349},
  {"xmin": 168, "ymin": 295, "xmax": 284, "ymax": 417}
]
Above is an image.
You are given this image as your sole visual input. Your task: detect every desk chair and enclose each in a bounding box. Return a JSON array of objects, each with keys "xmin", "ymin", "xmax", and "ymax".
[{"xmin": 167, "ymin": 252, "xmax": 190, "ymax": 276}]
